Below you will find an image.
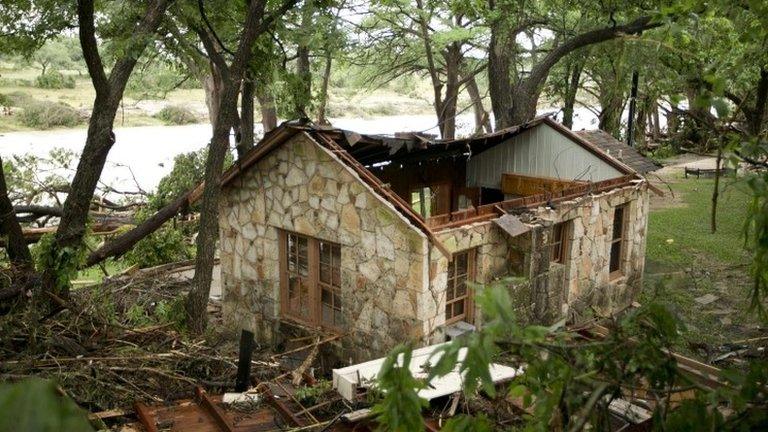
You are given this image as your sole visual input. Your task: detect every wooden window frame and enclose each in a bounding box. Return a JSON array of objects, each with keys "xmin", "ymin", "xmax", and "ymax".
[
  {"xmin": 278, "ymin": 230, "xmax": 343, "ymax": 330},
  {"xmin": 549, "ymin": 221, "xmax": 570, "ymax": 264},
  {"xmin": 444, "ymin": 248, "xmax": 476, "ymax": 325},
  {"xmin": 609, "ymin": 204, "xmax": 628, "ymax": 279}
]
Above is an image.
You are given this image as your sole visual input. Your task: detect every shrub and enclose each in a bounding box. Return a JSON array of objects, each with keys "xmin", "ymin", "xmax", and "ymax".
[
  {"xmin": 19, "ymin": 101, "xmax": 81, "ymax": 129},
  {"xmin": 154, "ymin": 105, "xmax": 198, "ymax": 125},
  {"xmin": 3, "ymin": 91, "xmax": 34, "ymax": 107},
  {"xmin": 35, "ymin": 70, "xmax": 76, "ymax": 89}
]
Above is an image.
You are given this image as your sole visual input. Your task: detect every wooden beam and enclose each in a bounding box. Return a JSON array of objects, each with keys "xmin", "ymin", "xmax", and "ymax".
[{"xmin": 195, "ymin": 387, "xmax": 236, "ymax": 432}]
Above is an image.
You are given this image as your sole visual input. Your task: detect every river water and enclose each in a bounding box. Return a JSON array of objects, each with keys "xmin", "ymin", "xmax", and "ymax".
[{"xmin": 0, "ymin": 110, "xmax": 602, "ymax": 195}]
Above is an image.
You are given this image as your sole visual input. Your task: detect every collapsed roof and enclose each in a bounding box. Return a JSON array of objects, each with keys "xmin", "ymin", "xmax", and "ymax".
[{"xmin": 219, "ymin": 117, "xmax": 650, "ymax": 247}]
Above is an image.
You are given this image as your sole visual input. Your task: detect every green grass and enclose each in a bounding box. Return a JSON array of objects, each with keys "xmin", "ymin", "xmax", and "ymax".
[
  {"xmin": 646, "ymin": 178, "xmax": 751, "ymax": 268},
  {"xmin": 641, "ymin": 176, "xmax": 757, "ymax": 356}
]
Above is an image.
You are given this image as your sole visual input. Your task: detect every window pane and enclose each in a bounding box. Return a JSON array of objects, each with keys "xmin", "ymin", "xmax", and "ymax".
[
  {"xmin": 456, "ymin": 252, "xmax": 468, "ymax": 276},
  {"xmin": 454, "ymin": 301, "xmax": 464, "ymax": 317},
  {"xmin": 321, "ymin": 288, "xmax": 332, "ymax": 305},
  {"xmin": 613, "ymin": 207, "xmax": 625, "ymax": 241},
  {"xmin": 610, "ymin": 241, "xmax": 622, "ymax": 273},
  {"xmin": 320, "ymin": 263, "xmax": 330, "ymax": 284},
  {"xmin": 456, "ymin": 280, "xmax": 466, "ymax": 298},
  {"xmin": 322, "ymin": 304, "xmax": 332, "ymax": 324}
]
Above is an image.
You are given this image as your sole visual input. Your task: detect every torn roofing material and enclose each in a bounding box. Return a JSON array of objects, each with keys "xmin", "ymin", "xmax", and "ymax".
[
  {"xmin": 218, "ymin": 117, "xmax": 645, "ymax": 237},
  {"xmin": 575, "ymin": 129, "xmax": 661, "ymax": 174},
  {"xmin": 332, "ymin": 342, "xmax": 520, "ymax": 402}
]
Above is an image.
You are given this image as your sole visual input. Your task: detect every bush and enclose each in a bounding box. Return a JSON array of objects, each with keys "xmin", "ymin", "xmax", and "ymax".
[
  {"xmin": 3, "ymin": 91, "xmax": 34, "ymax": 107},
  {"xmin": 19, "ymin": 101, "xmax": 82, "ymax": 129},
  {"xmin": 35, "ymin": 70, "xmax": 76, "ymax": 89},
  {"xmin": 154, "ymin": 105, "xmax": 198, "ymax": 125}
]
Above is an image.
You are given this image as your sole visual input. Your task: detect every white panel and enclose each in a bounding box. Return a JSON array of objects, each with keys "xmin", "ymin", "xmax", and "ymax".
[{"xmin": 466, "ymin": 124, "xmax": 623, "ymax": 189}]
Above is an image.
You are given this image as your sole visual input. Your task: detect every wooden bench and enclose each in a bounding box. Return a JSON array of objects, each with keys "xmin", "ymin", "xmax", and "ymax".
[{"xmin": 684, "ymin": 167, "xmax": 737, "ymax": 178}]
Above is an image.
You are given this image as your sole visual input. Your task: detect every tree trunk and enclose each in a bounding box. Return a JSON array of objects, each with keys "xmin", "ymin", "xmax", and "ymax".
[
  {"xmin": 316, "ymin": 51, "xmax": 333, "ymax": 125},
  {"xmin": 0, "ymin": 157, "xmax": 33, "ymax": 268},
  {"xmin": 185, "ymin": 0, "xmax": 298, "ymax": 333},
  {"xmin": 438, "ymin": 43, "xmax": 461, "ymax": 140},
  {"xmin": 488, "ymin": 15, "xmax": 658, "ymax": 130},
  {"xmin": 747, "ymin": 67, "xmax": 768, "ymax": 136},
  {"xmin": 44, "ymin": 0, "xmax": 170, "ymax": 297},
  {"xmin": 651, "ymin": 101, "xmax": 661, "ymax": 141},
  {"xmin": 293, "ymin": 2, "xmax": 313, "ymax": 119},
  {"xmin": 488, "ymin": 25, "xmax": 515, "ymax": 130},
  {"xmin": 186, "ymin": 81, "xmax": 238, "ymax": 333},
  {"xmin": 711, "ymin": 143, "xmax": 722, "ymax": 234},
  {"xmin": 203, "ymin": 68, "xmax": 223, "ymax": 131},
  {"xmin": 239, "ymin": 76, "xmax": 255, "ymax": 157},
  {"xmin": 562, "ymin": 60, "xmax": 584, "ymax": 129},
  {"xmin": 256, "ymin": 85, "xmax": 278, "ymax": 132},
  {"xmin": 465, "ymin": 72, "xmax": 491, "ymax": 135}
]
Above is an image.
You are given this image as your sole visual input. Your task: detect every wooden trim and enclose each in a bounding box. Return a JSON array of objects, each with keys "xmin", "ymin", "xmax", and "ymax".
[
  {"xmin": 444, "ymin": 248, "xmax": 477, "ymax": 325},
  {"xmin": 309, "ymin": 237, "xmax": 320, "ymax": 325},
  {"xmin": 278, "ymin": 229, "xmax": 288, "ymax": 320},
  {"xmin": 608, "ymin": 203, "xmax": 629, "ymax": 280}
]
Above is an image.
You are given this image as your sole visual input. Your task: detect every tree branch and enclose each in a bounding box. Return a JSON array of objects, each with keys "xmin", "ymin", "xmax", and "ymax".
[
  {"xmin": 527, "ymin": 16, "xmax": 660, "ymax": 92},
  {"xmin": 76, "ymin": 0, "xmax": 109, "ymax": 96}
]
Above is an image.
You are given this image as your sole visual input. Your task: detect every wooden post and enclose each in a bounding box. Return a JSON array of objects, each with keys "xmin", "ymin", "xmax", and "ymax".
[{"xmin": 235, "ymin": 330, "xmax": 254, "ymax": 392}]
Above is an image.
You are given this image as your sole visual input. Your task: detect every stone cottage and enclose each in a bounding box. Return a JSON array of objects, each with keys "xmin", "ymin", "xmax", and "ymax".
[{"xmin": 217, "ymin": 116, "xmax": 659, "ymax": 361}]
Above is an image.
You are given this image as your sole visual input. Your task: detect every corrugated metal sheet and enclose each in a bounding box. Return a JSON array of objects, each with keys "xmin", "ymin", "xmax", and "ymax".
[{"xmin": 466, "ymin": 123, "xmax": 624, "ymax": 189}]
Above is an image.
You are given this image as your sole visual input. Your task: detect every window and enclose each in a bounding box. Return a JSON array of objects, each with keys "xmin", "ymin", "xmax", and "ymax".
[
  {"xmin": 609, "ymin": 205, "xmax": 627, "ymax": 277},
  {"xmin": 280, "ymin": 231, "xmax": 343, "ymax": 328},
  {"xmin": 319, "ymin": 241, "xmax": 342, "ymax": 327},
  {"xmin": 411, "ymin": 186, "xmax": 434, "ymax": 217},
  {"xmin": 550, "ymin": 222, "xmax": 570, "ymax": 264},
  {"xmin": 445, "ymin": 249, "xmax": 475, "ymax": 324}
]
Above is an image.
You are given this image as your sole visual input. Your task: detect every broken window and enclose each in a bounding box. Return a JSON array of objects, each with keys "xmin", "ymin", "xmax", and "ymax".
[
  {"xmin": 411, "ymin": 186, "xmax": 434, "ymax": 217},
  {"xmin": 609, "ymin": 204, "xmax": 627, "ymax": 277},
  {"xmin": 550, "ymin": 221, "xmax": 570, "ymax": 264},
  {"xmin": 445, "ymin": 249, "xmax": 476, "ymax": 324},
  {"xmin": 280, "ymin": 231, "xmax": 343, "ymax": 328}
]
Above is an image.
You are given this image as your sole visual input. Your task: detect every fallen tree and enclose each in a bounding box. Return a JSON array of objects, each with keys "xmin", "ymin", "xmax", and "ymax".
[{"xmin": 84, "ymin": 185, "xmax": 203, "ymax": 268}]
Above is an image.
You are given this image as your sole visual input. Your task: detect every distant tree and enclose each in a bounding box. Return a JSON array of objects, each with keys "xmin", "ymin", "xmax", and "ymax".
[{"xmin": 31, "ymin": 37, "xmax": 82, "ymax": 75}]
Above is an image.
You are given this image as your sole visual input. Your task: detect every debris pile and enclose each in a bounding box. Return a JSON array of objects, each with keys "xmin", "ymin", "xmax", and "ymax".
[{"xmin": 0, "ymin": 274, "xmax": 279, "ymax": 413}]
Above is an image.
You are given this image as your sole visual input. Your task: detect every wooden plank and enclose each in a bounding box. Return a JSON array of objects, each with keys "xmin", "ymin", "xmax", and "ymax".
[
  {"xmin": 501, "ymin": 172, "xmax": 582, "ymax": 196},
  {"xmin": 195, "ymin": 387, "xmax": 236, "ymax": 432},
  {"xmin": 134, "ymin": 402, "xmax": 159, "ymax": 432},
  {"xmin": 263, "ymin": 388, "xmax": 306, "ymax": 427}
]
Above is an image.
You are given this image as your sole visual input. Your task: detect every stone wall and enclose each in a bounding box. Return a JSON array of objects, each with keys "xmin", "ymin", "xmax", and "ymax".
[
  {"xmin": 218, "ymin": 130, "xmax": 650, "ymax": 359},
  {"xmin": 219, "ymin": 132, "xmax": 429, "ymax": 361},
  {"xmin": 423, "ymin": 182, "xmax": 650, "ymax": 333}
]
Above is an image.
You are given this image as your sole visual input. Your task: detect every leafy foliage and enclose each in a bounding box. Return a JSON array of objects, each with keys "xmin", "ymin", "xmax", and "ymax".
[
  {"xmin": 151, "ymin": 147, "xmax": 232, "ymax": 211},
  {"xmin": 0, "ymin": 378, "xmax": 93, "ymax": 432},
  {"xmin": 122, "ymin": 210, "xmax": 193, "ymax": 269},
  {"xmin": 33, "ymin": 233, "xmax": 86, "ymax": 295},
  {"xmin": 371, "ymin": 344, "xmax": 429, "ymax": 431},
  {"xmin": 373, "ymin": 282, "xmax": 768, "ymax": 430}
]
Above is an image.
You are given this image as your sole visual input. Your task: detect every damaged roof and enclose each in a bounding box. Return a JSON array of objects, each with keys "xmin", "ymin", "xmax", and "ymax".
[
  {"xmin": 575, "ymin": 129, "xmax": 660, "ymax": 174},
  {"xmin": 219, "ymin": 117, "xmax": 644, "ymax": 240}
]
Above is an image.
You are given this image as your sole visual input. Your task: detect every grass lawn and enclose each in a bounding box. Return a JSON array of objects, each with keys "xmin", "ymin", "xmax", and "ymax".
[{"xmin": 641, "ymin": 175, "xmax": 759, "ymax": 359}]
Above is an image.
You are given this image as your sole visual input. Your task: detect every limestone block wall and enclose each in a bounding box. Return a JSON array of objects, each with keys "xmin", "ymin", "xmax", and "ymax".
[
  {"xmin": 423, "ymin": 182, "xmax": 650, "ymax": 336},
  {"xmin": 526, "ymin": 182, "xmax": 650, "ymax": 320},
  {"xmin": 218, "ymin": 133, "xmax": 429, "ymax": 361}
]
